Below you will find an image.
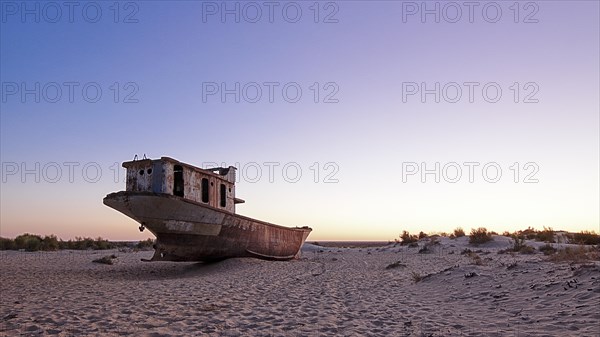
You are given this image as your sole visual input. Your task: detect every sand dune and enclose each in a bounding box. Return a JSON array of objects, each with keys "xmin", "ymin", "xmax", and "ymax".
[{"xmin": 1, "ymin": 236, "xmax": 599, "ymax": 336}]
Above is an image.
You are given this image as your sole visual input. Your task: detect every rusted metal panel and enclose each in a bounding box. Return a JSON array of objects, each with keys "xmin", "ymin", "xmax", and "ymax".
[{"xmin": 124, "ymin": 159, "xmax": 154, "ymax": 192}]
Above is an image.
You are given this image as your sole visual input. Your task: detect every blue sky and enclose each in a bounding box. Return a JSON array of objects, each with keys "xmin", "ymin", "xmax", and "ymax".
[{"xmin": 1, "ymin": 1, "xmax": 598, "ymax": 240}]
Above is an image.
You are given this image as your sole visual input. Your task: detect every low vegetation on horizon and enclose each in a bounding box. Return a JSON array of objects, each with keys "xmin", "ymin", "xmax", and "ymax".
[
  {"xmin": 0, "ymin": 233, "xmax": 155, "ymax": 252},
  {"xmin": 395, "ymin": 227, "xmax": 599, "ymax": 246},
  {"xmin": 393, "ymin": 227, "xmax": 599, "ymax": 262}
]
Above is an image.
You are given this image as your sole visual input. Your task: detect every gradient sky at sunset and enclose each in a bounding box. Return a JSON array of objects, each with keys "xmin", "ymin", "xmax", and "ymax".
[{"xmin": 1, "ymin": 1, "xmax": 598, "ymax": 240}]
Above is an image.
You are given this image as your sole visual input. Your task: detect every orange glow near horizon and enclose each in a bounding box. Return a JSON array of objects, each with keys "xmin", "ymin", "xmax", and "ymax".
[{"xmin": 1, "ymin": 208, "xmax": 598, "ymax": 241}]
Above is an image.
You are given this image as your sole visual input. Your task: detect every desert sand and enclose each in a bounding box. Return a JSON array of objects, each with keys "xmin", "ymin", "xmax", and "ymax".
[{"xmin": 1, "ymin": 236, "xmax": 599, "ymax": 336}]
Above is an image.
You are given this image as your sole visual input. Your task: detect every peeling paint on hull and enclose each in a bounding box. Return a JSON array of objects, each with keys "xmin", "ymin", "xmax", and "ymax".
[{"xmin": 104, "ymin": 191, "xmax": 312, "ymax": 262}]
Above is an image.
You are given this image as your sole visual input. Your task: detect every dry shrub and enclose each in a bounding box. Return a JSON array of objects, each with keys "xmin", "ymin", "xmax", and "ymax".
[
  {"xmin": 136, "ymin": 238, "xmax": 155, "ymax": 249},
  {"xmin": 570, "ymin": 231, "xmax": 600, "ymax": 245},
  {"xmin": 509, "ymin": 227, "xmax": 555, "ymax": 243},
  {"xmin": 539, "ymin": 244, "xmax": 557, "ymax": 255},
  {"xmin": 14, "ymin": 233, "xmax": 43, "ymax": 251},
  {"xmin": 469, "ymin": 227, "xmax": 493, "ymax": 245},
  {"xmin": 510, "ymin": 234, "xmax": 535, "ymax": 254},
  {"xmin": 535, "ymin": 227, "xmax": 555, "ymax": 243},
  {"xmin": 0, "ymin": 237, "xmax": 16, "ymax": 250},
  {"xmin": 512, "ymin": 234, "xmax": 526, "ymax": 251},
  {"xmin": 400, "ymin": 231, "xmax": 418, "ymax": 245},
  {"xmin": 519, "ymin": 245, "xmax": 536, "ymax": 254},
  {"xmin": 453, "ymin": 227, "xmax": 466, "ymax": 238},
  {"xmin": 41, "ymin": 235, "xmax": 60, "ymax": 251},
  {"xmin": 519, "ymin": 227, "xmax": 537, "ymax": 240},
  {"xmin": 549, "ymin": 246, "xmax": 599, "ymax": 263}
]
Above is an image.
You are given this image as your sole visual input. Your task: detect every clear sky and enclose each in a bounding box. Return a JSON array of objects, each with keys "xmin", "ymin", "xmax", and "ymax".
[{"xmin": 1, "ymin": 1, "xmax": 598, "ymax": 240}]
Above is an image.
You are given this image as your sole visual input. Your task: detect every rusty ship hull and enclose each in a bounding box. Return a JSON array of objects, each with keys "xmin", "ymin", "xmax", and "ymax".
[{"xmin": 103, "ymin": 191, "xmax": 312, "ymax": 262}]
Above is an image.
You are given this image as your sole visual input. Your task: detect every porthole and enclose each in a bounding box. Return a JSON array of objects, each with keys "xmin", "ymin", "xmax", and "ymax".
[
  {"xmin": 139, "ymin": 169, "xmax": 144, "ymax": 175},
  {"xmin": 147, "ymin": 168, "xmax": 153, "ymax": 174}
]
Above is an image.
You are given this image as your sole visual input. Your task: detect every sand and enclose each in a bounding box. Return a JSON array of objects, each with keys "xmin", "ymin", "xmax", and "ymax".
[{"xmin": 1, "ymin": 236, "xmax": 599, "ymax": 336}]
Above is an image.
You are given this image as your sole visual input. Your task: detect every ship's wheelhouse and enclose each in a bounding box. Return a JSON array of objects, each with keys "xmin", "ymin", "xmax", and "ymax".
[{"xmin": 122, "ymin": 157, "xmax": 243, "ymax": 213}]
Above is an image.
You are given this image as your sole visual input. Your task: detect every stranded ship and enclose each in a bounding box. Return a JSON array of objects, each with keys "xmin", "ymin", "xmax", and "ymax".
[{"xmin": 103, "ymin": 157, "xmax": 312, "ymax": 262}]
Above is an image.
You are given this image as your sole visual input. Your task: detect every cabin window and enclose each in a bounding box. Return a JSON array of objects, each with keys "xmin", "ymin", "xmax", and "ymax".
[
  {"xmin": 201, "ymin": 178, "xmax": 209, "ymax": 203},
  {"xmin": 173, "ymin": 165, "xmax": 184, "ymax": 197},
  {"xmin": 220, "ymin": 184, "xmax": 226, "ymax": 207}
]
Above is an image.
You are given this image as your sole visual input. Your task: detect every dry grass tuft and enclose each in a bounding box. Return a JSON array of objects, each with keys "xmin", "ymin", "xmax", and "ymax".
[
  {"xmin": 506, "ymin": 260, "xmax": 518, "ymax": 270},
  {"xmin": 411, "ymin": 271, "xmax": 422, "ymax": 283},
  {"xmin": 468, "ymin": 252, "xmax": 483, "ymax": 265}
]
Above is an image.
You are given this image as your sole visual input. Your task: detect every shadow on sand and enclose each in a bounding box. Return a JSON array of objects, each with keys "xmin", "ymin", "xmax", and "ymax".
[{"xmin": 90, "ymin": 257, "xmax": 265, "ymax": 281}]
